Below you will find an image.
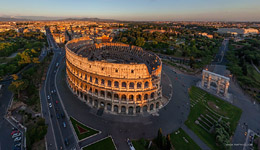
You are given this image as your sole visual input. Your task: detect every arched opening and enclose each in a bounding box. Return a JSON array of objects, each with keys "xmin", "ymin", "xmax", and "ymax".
[
  {"xmin": 101, "ymin": 79, "xmax": 105, "ymax": 85},
  {"xmin": 114, "ymin": 81, "xmax": 119, "ymax": 88},
  {"xmin": 100, "ymin": 101, "xmax": 105, "ymax": 108},
  {"xmin": 143, "ymin": 105, "xmax": 148, "ymax": 112},
  {"xmin": 84, "ymin": 95, "xmax": 88, "ymax": 101},
  {"xmin": 136, "ymin": 94, "xmax": 141, "ymax": 101},
  {"xmin": 89, "ymin": 88, "xmax": 92, "ymax": 93},
  {"xmin": 129, "ymin": 95, "xmax": 134, "ymax": 101},
  {"xmin": 100, "ymin": 91, "xmax": 105, "ymax": 97},
  {"xmin": 114, "ymin": 105, "xmax": 118, "ymax": 113},
  {"xmin": 137, "ymin": 82, "xmax": 142, "ymax": 89},
  {"xmin": 107, "ymin": 103, "xmax": 111, "ymax": 111},
  {"xmin": 107, "ymin": 80, "xmax": 111, "ymax": 87},
  {"xmin": 122, "ymin": 82, "xmax": 126, "ymax": 88},
  {"xmin": 95, "ymin": 78, "xmax": 98, "ymax": 84},
  {"xmin": 144, "ymin": 94, "xmax": 148, "ymax": 100},
  {"xmin": 114, "ymin": 94, "xmax": 119, "ymax": 100},
  {"xmin": 156, "ymin": 102, "xmax": 160, "ymax": 108},
  {"xmin": 150, "ymin": 104, "xmax": 154, "ymax": 111},
  {"xmin": 95, "ymin": 89, "xmax": 98, "ymax": 96},
  {"xmin": 94, "ymin": 100, "xmax": 98, "ymax": 107},
  {"xmin": 210, "ymin": 82, "xmax": 217, "ymax": 89},
  {"xmin": 129, "ymin": 82, "xmax": 134, "ymax": 89},
  {"xmin": 121, "ymin": 106, "xmax": 126, "ymax": 113},
  {"xmin": 145, "ymin": 81, "xmax": 149, "ymax": 88},
  {"xmin": 121, "ymin": 94, "xmax": 126, "ymax": 101},
  {"xmin": 89, "ymin": 97, "xmax": 93, "ymax": 105},
  {"xmin": 128, "ymin": 106, "xmax": 133, "ymax": 115},
  {"xmin": 89, "ymin": 76, "xmax": 92, "ymax": 82},
  {"xmin": 151, "ymin": 92, "xmax": 155, "ymax": 99},
  {"xmin": 107, "ymin": 92, "xmax": 112, "ymax": 99},
  {"xmin": 136, "ymin": 106, "xmax": 141, "ymax": 113}
]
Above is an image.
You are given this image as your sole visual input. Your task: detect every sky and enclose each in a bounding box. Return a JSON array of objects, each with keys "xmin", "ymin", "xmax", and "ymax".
[{"xmin": 0, "ymin": 0, "xmax": 260, "ymax": 21}]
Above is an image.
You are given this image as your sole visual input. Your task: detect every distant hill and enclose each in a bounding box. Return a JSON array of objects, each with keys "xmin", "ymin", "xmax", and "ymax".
[
  {"xmin": 0, "ymin": 16, "xmax": 121, "ymax": 22},
  {"xmin": 61, "ymin": 17, "xmax": 120, "ymax": 22},
  {"xmin": 0, "ymin": 17, "xmax": 30, "ymax": 21}
]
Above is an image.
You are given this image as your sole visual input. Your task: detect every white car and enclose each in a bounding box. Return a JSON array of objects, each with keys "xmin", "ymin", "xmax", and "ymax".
[
  {"xmin": 47, "ymin": 95, "xmax": 50, "ymax": 100},
  {"xmin": 12, "ymin": 133, "xmax": 21, "ymax": 138},
  {"xmin": 14, "ymin": 137, "xmax": 21, "ymax": 142},
  {"xmin": 127, "ymin": 138, "xmax": 135, "ymax": 150},
  {"xmin": 49, "ymin": 103, "xmax": 52, "ymax": 108}
]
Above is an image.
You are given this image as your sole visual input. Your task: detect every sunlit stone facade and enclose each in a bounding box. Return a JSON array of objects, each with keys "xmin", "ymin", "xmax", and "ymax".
[{"xmin": 65, "ymin": 37, "xmax": 163, "ymax": 115}]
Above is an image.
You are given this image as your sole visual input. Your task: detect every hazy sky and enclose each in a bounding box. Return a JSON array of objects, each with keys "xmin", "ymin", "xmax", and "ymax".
[{"xmin": 1, "ymin": 0, "xmax": 260, "ymax": 21}]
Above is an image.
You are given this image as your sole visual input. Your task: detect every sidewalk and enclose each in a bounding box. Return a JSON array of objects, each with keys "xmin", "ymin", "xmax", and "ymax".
[{"xmin": 181, "ymin": 125, "xmax": 210, "ymax": 150}]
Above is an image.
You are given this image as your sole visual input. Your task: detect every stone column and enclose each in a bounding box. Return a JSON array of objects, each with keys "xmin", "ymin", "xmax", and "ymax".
[
  {"xmin": 207, "ymin": 75, "xmax": 211, "ymax": 89},
  {"xmin": 217, "ymin": 79, "xmax": 221, "ymax": 94},
  {"xmin": 126, "ymin": 107, "xmax": 129, "ymax": 114},
  {"xmin": 224, "ymin": 81, "xmax": 229, "ymax": 97},
  {"xmin": 201, "ymin": 73, "xmax": 205, "ymax": 87},
  {"xmin": 133, "ymin": 106, "xmax": 136, "ymax": 115},
  {"xmin": 118, "ymin": 105, "xmax": 121, "ymax": 113}
]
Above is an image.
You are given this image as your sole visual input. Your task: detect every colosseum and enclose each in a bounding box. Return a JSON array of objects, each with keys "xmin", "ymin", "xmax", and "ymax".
[{"xmin": 65, "ymin": 37, "xmax": 165, "ymax": 115}]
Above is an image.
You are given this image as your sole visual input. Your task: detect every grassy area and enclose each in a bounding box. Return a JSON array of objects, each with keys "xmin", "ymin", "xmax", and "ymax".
[
  {"xmin": 132, "ymin": 128, "xmax": 200, "ymax": 150},
  {"xmin": 185, "ymin": 86, "xmax": 242, "ymax": 150},
  {"xmin": 70, "ymin": 117, "xmax": 99, "ymax": 140},
  {"xmin": 83, "ymin": 137, "xmax": 116, "ymax": 150},
  {"xmin": 170, "ymin": 128, "xmax": 201, "ymax": 150}
]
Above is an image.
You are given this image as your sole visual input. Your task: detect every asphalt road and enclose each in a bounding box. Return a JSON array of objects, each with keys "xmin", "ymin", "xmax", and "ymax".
[{"xmin": 41, "ymin": 29, "xmax": 78, "ymax": 150}]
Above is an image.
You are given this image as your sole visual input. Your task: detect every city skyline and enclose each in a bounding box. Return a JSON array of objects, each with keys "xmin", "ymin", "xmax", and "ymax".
[{"xmin": 1, "ymin": 0, "xmax": 260, "ymax": 21}]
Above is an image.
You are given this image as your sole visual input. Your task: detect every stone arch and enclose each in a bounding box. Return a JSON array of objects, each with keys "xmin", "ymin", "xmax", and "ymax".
[
  {"xmin": 129, "ymin": 95, "xmax": 134, "ymax": 101},
  {"xmin": 122, "ymin": 82, "xmax": 127, "ymax": 88},
  {"xmin": 107, "ymin": 103, "xmax": 111, "ymax": 111},
  {"xmin": 114, "ymin": 81, "xmax": 119, "ymax": 88},
  {"xmin": 107, "ymin": 92, "xmax": 112, "ymax": 99},
  {"xmin": 114, "ymin": 105, "xmax": 118, "ymax": 113},
  {"xmin": 129, "ymin": 82, "xmax": 134, "ymax": 89},
  {"xmin": 114, "ymin": 93, "xmax": 119, "ymax": 100},
  {"xmin": 136, "ymin": 106, "xmax": 141, "ymax": 113},
  {"xmin": 94, "ymin": 89, "xmax": 98, "ymax": 96},
  {"xmin": 145, "ymin": 81, "xmax": 149, "ymax": 88},
  {"xmin": 89, "ymin": 97, "xmax": 93, "ymax": 105},
  {"xmin": 156, "ymin": 102, "xmax": 160, "ymax": 108},
  {"xmin": 143, "ymin": 105, "xmax": 148, "ymax": 112},
  {"xmin": 136, "ymin": 94, "xmax": 142, "ymax": 101},
  {"xmin": 151, "ymin": 92, "xmax": 155, "ymax": 99},
  {"xmin": 100, "ymin": 101, "xmax": 105, "ymax": 108},
  {"xmin": 121, "ymin": 94, "xmax": 126, "ymax": 101},
  {"xmin": 150, "ymin": 103, "xmax": 154, "ymax": 111},
  {"xmin": 121, "ymin": 106, "xmax": 126, "ymax": 113},
  {"xmin": 137, "ymin": 82, "xmax": 142, "ymax": 89},
  {"xmin": 144, "ymin": 94, "xmax": 148, "ymax": 100},
  {"xmin": 100, "ymin": 91, "xmax": 105, "ymax": 97},
  {"xmin": 101, "ymin": 79, "xmax": 105, "ymax": 85},
  {"xmin": 128, "ymin": 106, "xmax": 133, "ymax": 115},
  {"xmin": 94, "ymin": 99, "xmax": 98, "ymax": 107},
  {"xmin": 107, "ymin": 80, "xmax": 112, "ymax": 87}
]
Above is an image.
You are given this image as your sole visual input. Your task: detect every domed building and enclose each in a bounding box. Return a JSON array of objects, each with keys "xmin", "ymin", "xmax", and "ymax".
[{"xmin": 65, "ymin": 37, "xmax": 165, "ymax": 115}]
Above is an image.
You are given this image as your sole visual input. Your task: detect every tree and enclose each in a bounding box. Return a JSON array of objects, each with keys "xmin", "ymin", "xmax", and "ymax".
[
  {"xmin": 166, "ymin": 134, "xmax": 172, "ymax": 150},
  {"xmin": 156, "ymin": 128, "xmax": 163, "ymax": 148},
  {"xmin": 8, "ymin": 79, "xmax": 29, "ymax": 98},
  {"xmin": 135, "ymin": 37, "xmax": 145, "ymax": 47}
]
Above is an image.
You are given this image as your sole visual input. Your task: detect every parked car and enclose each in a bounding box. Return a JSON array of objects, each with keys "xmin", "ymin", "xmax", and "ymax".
[
  {"xmin": 14, "ymin": 142, "xmax": 21, "ymax": 147},
  {"xmin": 56, "ymin": 100, "xmax": 58, "ymax": 104},
  {"xmin": 47, "ymin": 95, "xmax": 50, "ymax": 100},
  {"xmin": 64, "ymin": 138, "xmax": 69, "ymax": 146},
  {"xmin": 12, "ymin": 133, "xmax": 21, "ymax": 138},
  {"xmin": 14, "ymin": 137, "xmax": 21, "ymax": 142},
  {"xmin": 49, "ymin": 103, "xmax": 52, "ymax": 108},
  {"xmin": 63, "ymin": 122, "xmax": 66, "ymax": 128},
  {"xmin": 11, "ymin": 130, "xmax": 19, "ymax": 136},
  {"xmin": 57, "ymin": 114, "xmax": 60, "ymax": 119},
  {"xmin": 60, "ymin": 113, "xmax": 65, "ymax": 118},
  {"xmin": 127, "ymin": 138, "xmax": 135, "ymax": 150}
]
